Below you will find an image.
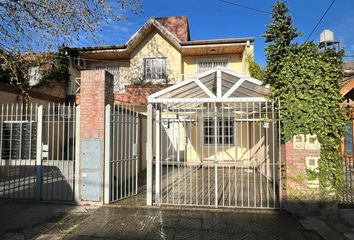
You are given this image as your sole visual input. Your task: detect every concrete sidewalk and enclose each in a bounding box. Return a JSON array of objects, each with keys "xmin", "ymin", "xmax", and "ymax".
[
  {"xmin": 0, "ymin": 201, "xmax": 96, "ymax": 240},
  {"xmin": 322, "ymin": 208, "xmax": 354, "ymax": 240}
]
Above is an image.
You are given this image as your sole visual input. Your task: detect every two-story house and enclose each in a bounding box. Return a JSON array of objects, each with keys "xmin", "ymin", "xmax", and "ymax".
[
  {"xmin": 69, "ymin": 16, "xmax": 279, "ymax": 209},
  {"xmin": 69, "ymin": 16, "xmax": 254, "ymax": 112}
]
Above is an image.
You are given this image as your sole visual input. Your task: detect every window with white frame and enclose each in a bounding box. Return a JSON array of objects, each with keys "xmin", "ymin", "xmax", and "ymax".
[
  {"xmin": 197, "ymin": 58, "xmax": 229, "ymax": 73},
  {"xmin": 93, "ymin": 64, "xmax": 123, "ymax": 93},
  {"xmin": 143, "ymin": 58, "xmax": 167, "ymax": 81},
  {"xmin": 203, "ymin": 118, "xmax": 234, "ymax": 145}
]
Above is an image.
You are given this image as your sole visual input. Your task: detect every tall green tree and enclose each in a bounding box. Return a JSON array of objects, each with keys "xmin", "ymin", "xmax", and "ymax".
[
  {"xmin": 263, "ymin": 0, "xmax": 302, "ymax": 86},
  {"xmin": 264, "ymin": 1, "xmax": 346, "ymax": 202}
]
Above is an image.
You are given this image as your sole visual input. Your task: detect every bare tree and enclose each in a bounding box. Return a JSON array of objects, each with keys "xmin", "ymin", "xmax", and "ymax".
[
  {"xmin": 0, "ymin": 0, "xmax": 142, "ymax": 88},
  {"xmin": 0, "ymin": 0, "xmax": 142, "ymax": 51}
]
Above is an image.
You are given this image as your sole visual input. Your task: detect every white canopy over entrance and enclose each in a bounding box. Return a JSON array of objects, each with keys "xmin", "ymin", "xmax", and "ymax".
[
  {"xmin": 146, "ymin": 68, "xmax": 280, "ymax": 209},
  {"xmin": 148, "ymin": 67, "xmax": 270, "ymax": 104}
]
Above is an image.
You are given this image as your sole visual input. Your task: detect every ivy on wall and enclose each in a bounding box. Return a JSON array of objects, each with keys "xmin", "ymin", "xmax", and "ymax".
[{"xmin": 264, "ymin": 1, "xmax": 346, "ymax": 202}]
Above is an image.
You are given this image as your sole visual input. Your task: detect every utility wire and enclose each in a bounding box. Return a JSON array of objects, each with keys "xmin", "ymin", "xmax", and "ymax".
[
  {"xmin": 305, "ymin": 0, "xmax": 336, "ymax": 42},
  {"xmin": 217, "ymin": 0, "xmax": 271, "ymax": 14}
]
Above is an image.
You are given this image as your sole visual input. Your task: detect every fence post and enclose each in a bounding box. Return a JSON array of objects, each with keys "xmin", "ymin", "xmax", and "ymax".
[
  {"xmin": 35, "ymin": 105, "xmax": 43, "ymax": 201},
  {"xmin": 146, "ymin": 103, "xmax": 153, "ymax": 205},
  {"xmin": 104, "ymin": 104, "xmax": 111, "ymax": 204},
  {"xmin": 74, "ymin": 106, "xmax": 81, "ymax": 203},
  {"xmin": 155, "ymin": 105, "xmax": 161, "ymax": 204}
]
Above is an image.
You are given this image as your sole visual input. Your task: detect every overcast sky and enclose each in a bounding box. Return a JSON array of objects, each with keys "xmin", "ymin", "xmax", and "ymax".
[{"xmin": 75, "ymin": 0, "xmax": 354, "ymax": 67}]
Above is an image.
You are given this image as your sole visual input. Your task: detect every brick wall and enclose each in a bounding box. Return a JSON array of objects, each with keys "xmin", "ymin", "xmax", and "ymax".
[{"xmin": 282, "ymin": 141, "xmax": 320, "ymax": 202}]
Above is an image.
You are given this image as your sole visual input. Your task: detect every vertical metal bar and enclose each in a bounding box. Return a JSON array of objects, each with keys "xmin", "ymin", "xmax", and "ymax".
[
  {"xmin": 70, "ymin": 105, "xmax": 75, "ymax": 201},
  {"xmin": 74, "ymin": 106, "xmax": 80, "ymax": 203},
  {"xmin": 35, "ymin": 105, "xmax": 43, "ymax": 201},
  {"xmin": 45, "ymin": 104, "xmax": 50, "ymax": 200},
  {"xmin": 155, "ymin": 105, "xmax": 161, "ymax": 203},
  {"xmin": 201, "ymin": 103, "xmax": 204, "ymax": 206},
  {"xmin": 111, "ymin": 105, "xmax": 115, "ymax": 201},
  {"xmin": 214, "ymin": 102, "xmax": 218, "ymax": 208},
  {"xmin": 56, "ymin": 103, "xmax": 60, "ymax": 200},
  {"xmin": 146, "ymin": 103, "xmax": 153, "ymax": 205},
  {"xmin": 135, "ymin": 107, "xmax": 138, "ymax": 195},
  {"xmin": 29, "ymin": 103, "xmax": 33, "ymax": 199},
  {"xmin": 8, "ymin": 104, "xmax": 13, "ymax": 198},
  {"xmin": 253, "ymin": 102, "xmax": 256, "ymax": 207},
  {"xmin": 228, "ymin": 103, "xmax": 231, "ymax": 206},
  {"xmin": 104, "ymin": 104, "xmax": 111, "ymax": 204},
  {"xmin": 183, "ymin": 105, "xmax": 187, "ymax": 204},
  {"xmin": 259, "ymin": 101, "xmax": 263, "ymax": 208},
  {"xmin": 172, "ymin": 105, "xmax": 175, "ymax": 204},
  {"xmin": 16, "ymin": 104, "xmax": 21, "ymax": 199},
  {"xmin": 266, "ymin": 101, "xmax": 269, "ymax": 208},
  {"xmin": 189, "ymin": 103, "xmax": 192, "ymax": 205},
  {"xmin": 177, "ymin": 106, "xmax": 181, "ymax": 205},
  {"xmin": 66, "ymin": 104, "xmax": 71, "ymax": 201},
  {"xmin": 0, "ymin": 104, "xmax": 3, "ymax": 198},
  {"xmin": 196, "ymin": 103, "xmax": 199, "ymax": 205},
  {"xmin": 222, "ymin": 102, "xmax": 225, "ymax": 207},
  {"xmin": 246, "ymin": 102, "xmax": 250, "ymax": 207},
  {"xmin": 61, "ymin": 104, "xmax": 65, "ymax": 200},
  {"xmin": 240, "ymin": 101, "xmax": 244, "ymax": 207},
  {"xmin": 207, "ymin": 102, "xmax": 210, "ymax": 206},
  {"xmin": 120, "ymin": 104, "xmax": 123, "ymax": 199},
  {"xmin": 234, "ymin": 102, "xmax": 238, "ymax": 207},
  {"xmin": 128, "ymin": 105, "xmax": 131, "ymax": 197},
  {"xmin": 166, "ymin": 105, "xmax": 169, "ymax": 203},
  {"xmin": 278, "ymin": 100, "xmax": 282, "ymax": 208},
  {"xmin": 51, "ymin": 103, "xmax": 55, "ymax": 200},
  {"xmin": 272, "ymin": 101, "xmax": 276, "ymax": 208},
  {"xmin": 123, "ymin": 104, "xmax": 127, "ymax": 198}
]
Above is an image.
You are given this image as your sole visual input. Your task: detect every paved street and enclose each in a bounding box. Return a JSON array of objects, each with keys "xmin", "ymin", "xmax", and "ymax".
[
  {"xmin": 64, "ymin": 207, "xmax": 321, "ymax": 240},
  {"xmin": 0, "ymin": 201, "xmax": 324, "ymax": 240}
]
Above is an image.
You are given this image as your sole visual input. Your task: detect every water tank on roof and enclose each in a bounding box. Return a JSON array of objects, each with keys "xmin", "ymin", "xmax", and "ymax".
[{"xmin": 320, "ymin": 29, "xmax": 334, "ymax": 43}]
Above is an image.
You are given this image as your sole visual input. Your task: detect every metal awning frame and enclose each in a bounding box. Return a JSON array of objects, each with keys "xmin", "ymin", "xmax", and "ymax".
[{"xmin": 148, "ymin": 67, "xmax": 270, "ymax": 104}]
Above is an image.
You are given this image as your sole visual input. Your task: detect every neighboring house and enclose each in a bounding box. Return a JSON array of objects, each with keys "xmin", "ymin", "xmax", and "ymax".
[
  {"xmin": 0, "ymin": 53, "xmax": 67, "ymax": 104},
  {"xmin": 341, "ymin": 62, "xmax": 354, "ymax": 101},
  {"xmin": 69, "ymin": 16, "xmax": 254, "ymax": 111}
]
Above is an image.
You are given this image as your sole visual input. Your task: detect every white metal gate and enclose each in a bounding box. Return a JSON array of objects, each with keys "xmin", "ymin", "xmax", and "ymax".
[
  {"xmin": 150, "ymin": 101, "xmax": 280, "ymax": 209},
  {"xmin": 105, "ymin": 104, "xmax": 139, "ymax": 203},
  {"xmin": 0, "ymin": 103, "xmax": 79, "ymax": 202}
]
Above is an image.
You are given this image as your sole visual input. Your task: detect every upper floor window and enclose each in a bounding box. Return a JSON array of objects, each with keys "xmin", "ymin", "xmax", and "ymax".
[
  {"xmin": 143, "ymin": 58, "xmax": 167, "ymax": 81},
  {"xmin": 197, "ymin": 58, "xmax": 229, "ymax": 73},
  {"xmin": 93, "ymin": 64, "xmax": 123, "ymax": 93}
]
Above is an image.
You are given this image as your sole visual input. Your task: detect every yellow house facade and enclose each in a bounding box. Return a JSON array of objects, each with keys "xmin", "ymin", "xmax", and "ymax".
[
  {"xmin": 70, "ymin": 15, "xmax": 259, "ymax": 170},
  {"xmin": 71, "ymin": 16, "xmax": 255, "ymax": 112}
]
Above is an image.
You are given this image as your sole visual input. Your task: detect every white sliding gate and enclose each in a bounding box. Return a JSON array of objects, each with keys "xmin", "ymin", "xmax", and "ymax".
[
  {"xmin": 146, "ymin": 68, "xmax": 281, "ymax": 209},
  {"xmin": 105, "ymin": 104, "xmax": 139, "ymax": 203},
  {"xmin": 0, "ymin": 103, "xmax": 79, "ymax": 202}
]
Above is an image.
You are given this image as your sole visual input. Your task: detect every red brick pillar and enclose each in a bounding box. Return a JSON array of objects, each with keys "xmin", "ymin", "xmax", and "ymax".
[
  {"xmin": 79, "ymin": 70, "xmax": 113, "ymax": 204},
  {"xmin": 282, "ymin": 139, "xmax": 320, "ymax": 206}
]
